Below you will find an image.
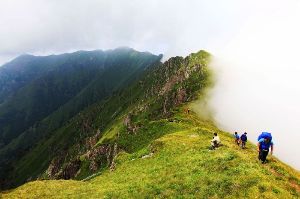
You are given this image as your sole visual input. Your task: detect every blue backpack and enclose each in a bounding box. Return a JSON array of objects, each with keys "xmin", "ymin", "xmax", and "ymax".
[{"xmin": 257, "ymin": 132, "xmax": 272, "ymax": 141}]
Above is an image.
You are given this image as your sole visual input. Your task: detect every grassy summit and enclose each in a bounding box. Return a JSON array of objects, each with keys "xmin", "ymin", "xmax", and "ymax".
[{"xmin": 2, "ymin": 107, "xmax": 300, "ymax": 198}]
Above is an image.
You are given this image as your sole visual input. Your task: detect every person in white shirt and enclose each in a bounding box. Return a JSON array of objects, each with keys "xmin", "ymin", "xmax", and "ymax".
[{"xmin": 211, "ymin": 133, "xmax": 221, "ymax": 150}]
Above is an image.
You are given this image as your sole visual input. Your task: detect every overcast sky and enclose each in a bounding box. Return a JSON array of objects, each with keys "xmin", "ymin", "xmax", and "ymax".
[
  {"xmin": 0, "ymin": 0, "xmax": 268, "ymax": 65},
  {"xmin": 1, "ymin": 0, "xmax": 300, "ymax": 169}
]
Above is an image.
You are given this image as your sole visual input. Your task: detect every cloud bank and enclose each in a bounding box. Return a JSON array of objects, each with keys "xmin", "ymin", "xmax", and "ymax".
[
  {"xmin": 0, "ymin": 0, "xmax": 254, "ymax": 64},
  {"xmin": 209, "ymin": 1, "xmax": 300, "ymax": 169}
]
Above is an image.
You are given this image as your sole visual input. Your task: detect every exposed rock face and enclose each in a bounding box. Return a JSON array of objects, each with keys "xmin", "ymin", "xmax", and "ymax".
[
  {"xmin": 46, "ymin": 155, "xmax": 66, "ymax": 179},
  {"xmin": 46, "ymin": 130, "xmax": 103, "ymax": 179},
  {"xmin": 109, "ymin": 143, "xmax": 118, "ymax": 171},
  {"xmin": 175, "ymin": 88, "xmax": 187, "ymax": 105},
  {"xmin": 44, "ymin": 126, "xmax": 121, "ymax": 179},
  {"xmin": 124, "ymin": 114, "xmax": 139, "ymax": 134},
  {"xmin": 159, "ymin": 75, "xmax": 183, "ymax": 96},
  {"xmin": 58, "ymin": 159, "xmax": 81, "ymax": 180},
  {"xmin": 123, "ymin": 114, "xmax": 131, "ymax": 128},
  {"xmin": 86, "ymin": 130, "xmax": 101, "ymax": 148},
  {"xmin": 155, "ymin": 54, "xmax": 205, "ymax": 116},
  {"xmin": 86, "ymin": 145, "xmax": 110, "ymax": 172},
  {"xmin": 121, "ymin": 51, "xmax": 206, "ymax": 130}
]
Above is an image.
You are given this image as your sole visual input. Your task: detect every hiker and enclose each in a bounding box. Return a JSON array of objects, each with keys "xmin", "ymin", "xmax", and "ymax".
[
  {"xmin": 240, "ymin": 132, "xmax": 247, "ymax": 149},
  {"xmin": 233, "ymin": 132, "xmax": 240, "ymax": 146},
  {"xmin": 257, "ymin": 132, "xmax": 274, "ymax": 164},
  {"xmin": 210, "ymin": 133, "xmax": 221, "ymax": 150}
]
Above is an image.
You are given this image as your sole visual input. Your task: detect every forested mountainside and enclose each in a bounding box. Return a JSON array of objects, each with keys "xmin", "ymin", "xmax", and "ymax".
[{"xmin": 0, "ymin": 47, "xmax": 161, "ymax": 189}]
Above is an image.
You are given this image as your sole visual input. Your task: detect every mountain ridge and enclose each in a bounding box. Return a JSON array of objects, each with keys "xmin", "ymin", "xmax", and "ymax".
[
  {"xmin": 0, "ymin": 48, "xmax": 162, "ymax": 189},
  {"xmin": 0, "ymin": 48, "xmax": 299, "ymax": 198}
]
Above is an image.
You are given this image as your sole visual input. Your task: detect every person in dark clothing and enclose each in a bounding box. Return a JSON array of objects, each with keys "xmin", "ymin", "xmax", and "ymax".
[
  {"xmin": 240, "ymin": 132, "xmax": 247, "ymax": 149},
  {"xmin": 257, "ymin": 137, "xmax": 274, "ymax": 164}
]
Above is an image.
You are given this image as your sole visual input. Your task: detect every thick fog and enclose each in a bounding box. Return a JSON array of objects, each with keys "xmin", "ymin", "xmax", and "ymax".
[
  {"xmin": 0, "ymin": 0, "xmax": 299, "ymax": 169},
  {"xmin": 209, "ymin": 4, "xmax": 300, "ymax": 169},
  {"xmin": 0, "ymin": 0, "xmax": 259, "ymax": 65}
]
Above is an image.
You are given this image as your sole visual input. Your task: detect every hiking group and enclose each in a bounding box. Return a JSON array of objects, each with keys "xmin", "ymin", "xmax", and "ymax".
[
  {"xmin": 210, "ymin": 131, "xmax": 274, "ymax": 164},
  {"xmin": 234, "ymin": 132, "xmax": 248, "ymax": 149}
]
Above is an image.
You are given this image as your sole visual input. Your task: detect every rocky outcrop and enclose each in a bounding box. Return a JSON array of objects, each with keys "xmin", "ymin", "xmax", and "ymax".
[
  {"xmin": 159, "ymin": 74, "xmax": 184, "ymax": 96},
  {"xmin": 86, "ymin": 145, "xmax": 110, "ymax": 172},
  {"xmin": 58, "ymin": 159, "xmax": 81, "ymax": 180},
  {"xmin": 80, "ymin": 142, "xmax": 119, "ymax": 173},
  {"xmin": 46, "ymin": 155, "xmax": 66, "ymax": 179},
  {"xmin": 175, "ymin": 87, "xmax": 187, "ymax": 105},
  {"xmin": 109, "ymin": 143, "xmax": 118, "ymax": 171},
  {"xmin": 46, "ymin": 130, "xmax": 102, "ymax": 179},
  {"xmin": 85, "ymin": 130, "xmax": 101, "ymax": 148},
  {"xmin": 124, "ymin": 114, "xmax": 139, "ymax": 134}
]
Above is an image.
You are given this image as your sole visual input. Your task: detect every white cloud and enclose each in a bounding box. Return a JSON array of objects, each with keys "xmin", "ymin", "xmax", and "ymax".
[
  {"xmin": 210, "ymin": 0, "xmax": 300, "ymax": 169},
  {"xmin": 0, "ymin": 0, "xmax": 253, "ymax": 64}
]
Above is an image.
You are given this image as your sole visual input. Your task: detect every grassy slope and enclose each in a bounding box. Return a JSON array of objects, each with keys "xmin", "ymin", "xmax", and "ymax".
[
  {"xmin": 0, "ymin": 49, "xmax": 161, "ymax": 188},
  {"xmin": 3, "ymin": 106, "xmax": 300, "ymax": 198},
  {"xmin": 10, "ymin": 50, "xmax": 210, "ymax": 185}
]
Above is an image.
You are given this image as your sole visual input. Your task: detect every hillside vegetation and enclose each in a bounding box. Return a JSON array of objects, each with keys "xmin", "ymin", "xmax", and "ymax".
[
  {"xmin": 2, "ymin": 107, "xmax": 300, "ymax": 198},
  {"xmin": 1, "ymin": 49, "xmax": 299, "ymax": 198},
  {"xmin": 4, "ymin": 50, "xmax": 211, "ymax": 188},
  {"xmin": 0, "ymin": 48, "xmax": 161, "ymax": 189}
]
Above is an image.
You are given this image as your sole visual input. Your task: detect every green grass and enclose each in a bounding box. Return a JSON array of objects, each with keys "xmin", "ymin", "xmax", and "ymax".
[
  {"xmin": 3, "ymin": 106, "xmax": 300, "ymax": 198},
  {"xmin": 2, "ymin": 50, "xmax": 299, "ymax": 198}
]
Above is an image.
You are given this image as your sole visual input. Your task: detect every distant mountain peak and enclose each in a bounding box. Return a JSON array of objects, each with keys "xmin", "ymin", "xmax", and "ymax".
[{"xmin": 14, "ymin": 53, "xmax": 35, "ymax": 60}]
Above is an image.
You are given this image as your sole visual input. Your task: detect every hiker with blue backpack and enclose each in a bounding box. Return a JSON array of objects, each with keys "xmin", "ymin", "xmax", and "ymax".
[
  {"xmin": 240, "ymin": 132, "xmax": 247, "ymax": 149},
  {"xmin": 257, "ymin": 132, "xmax": 274, "ymax": 164},
  {"xmin": 233, "ymin": 132, "xmax": 240, "ymax": 146}
]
